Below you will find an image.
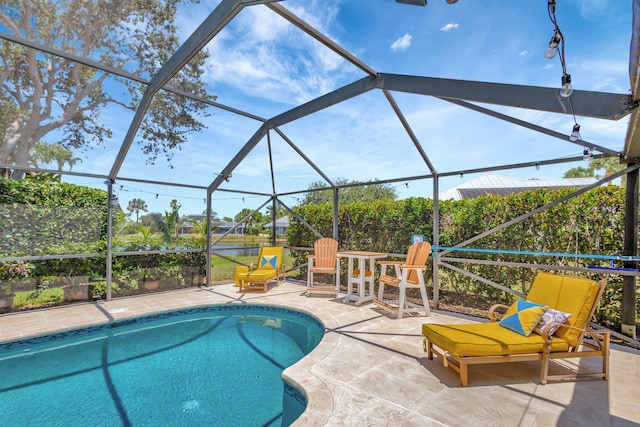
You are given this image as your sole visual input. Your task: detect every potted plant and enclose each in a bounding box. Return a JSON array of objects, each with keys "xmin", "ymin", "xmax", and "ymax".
[
  {"xmin": 142, "ymin": 267, "xmax": 162, "ymax": 291},
  {"xmin": 0, "ymin": 261, "xmax": 33, "ymax": 310},
  {"xmin": 0, "ymin": 283, "xmax": 14, "ymax": 309}
]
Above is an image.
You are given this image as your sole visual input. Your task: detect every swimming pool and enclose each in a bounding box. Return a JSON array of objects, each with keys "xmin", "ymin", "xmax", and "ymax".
[{"xmin": 0, "ymin": 304, "xmax": 324, "ymax": 426}]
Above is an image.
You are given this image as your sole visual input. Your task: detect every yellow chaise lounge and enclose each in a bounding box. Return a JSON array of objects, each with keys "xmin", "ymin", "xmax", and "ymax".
[
  {"xmin": 235, "ymin": 246, "xmax": 285, "ymax": 292},
  {"xmin": 422, "ymin": 272, "xmax": 610, "ymax": 387}
]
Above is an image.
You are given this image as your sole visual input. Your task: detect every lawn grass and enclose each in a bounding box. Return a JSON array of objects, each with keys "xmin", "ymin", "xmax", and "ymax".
[{"xmin": 13, "ymin": 287, "xmax": 64, "ymax": 307}]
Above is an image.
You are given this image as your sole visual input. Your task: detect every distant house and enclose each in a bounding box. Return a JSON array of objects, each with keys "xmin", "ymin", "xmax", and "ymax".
[
  {"xmin": 263, "ymin": 216, "xmax": 290, "ymax": 235},
  {"xmin": 178, "ymin": 214, "xmax": 207, "ymax": 235},
  {"xmin": 215, "ymin": 221, "xmax": 245, "ymax": 235},
  {"xmin": 178, "ymin": 214, "xmax": 247, "ymax": 235},
  {"xmin": 438, "ymin": 174, "xmax": 597, "ymax": 201}
]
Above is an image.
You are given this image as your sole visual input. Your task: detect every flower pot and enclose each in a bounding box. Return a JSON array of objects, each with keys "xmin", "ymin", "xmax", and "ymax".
[
  {"xmin": 0, "ymin": 294, "xmax": 15, "ymax": 310},
  {"xmin": 143, "ymin": 280, "xmax": 160, "ymax": 291},
  {"xmin": 63, "ymin": 285, "xmax": 89, "ymax": 301}
]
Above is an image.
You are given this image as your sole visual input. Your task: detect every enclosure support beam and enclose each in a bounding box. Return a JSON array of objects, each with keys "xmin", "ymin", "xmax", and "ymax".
[
  {"xmin": 432, "ymin": 175, "xmax": 440, "ymax": 308},
  {"xmin": 378, "ymin": 73, "xmax": 636, "ymax": 120},
  {"xmin": 269, "ymin": 76, "xmax": 377, "ymax": 127},
  {"xmin": 110, "ymin": 0, "xmax": 244, "ymax": 179},
  {"xmin": 383, "ymin": 89, "xmax": 437, "ymax": 173},
  {"xmin": 333, "ymin": 188, "xmax": 339, "ymax": 241},
  {"xmin": 623, "ymin": 164, "xmax": 639, "ymax": 338},
  {"xmin": 441, "ymin": 98, "xmax": 618, "ymax": 156},
  {"xmin": 106, "ymin": 182, "xmax": 114, "ymax": 301}
]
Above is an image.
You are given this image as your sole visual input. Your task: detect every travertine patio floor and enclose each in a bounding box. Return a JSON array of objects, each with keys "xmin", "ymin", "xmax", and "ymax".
[{"xmin": 1, "ymin": 281, "xmax": 639, "ymax": 426}]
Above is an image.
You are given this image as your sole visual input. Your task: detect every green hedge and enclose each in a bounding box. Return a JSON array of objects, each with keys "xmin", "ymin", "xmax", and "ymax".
[
  {"xmin": 287, "ymin": 187, "xmax": 638, "ymax": 329},
  {"xmin": 0, "ymin": 178, "xmax": 108, "ymax": 256}
]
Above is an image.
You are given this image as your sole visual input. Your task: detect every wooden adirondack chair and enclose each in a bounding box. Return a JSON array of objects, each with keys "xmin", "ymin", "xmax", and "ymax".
[
  {"xmin": 373, "ymin": 241, "xmax": 432, "ymax": 318},
  {"xmin": 306, "ymin": 237, "xmax": 340, "ymax": 297}
]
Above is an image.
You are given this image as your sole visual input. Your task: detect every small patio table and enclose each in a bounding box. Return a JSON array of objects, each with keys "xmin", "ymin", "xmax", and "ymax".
[{"xmin": 337, "ymin": 251, "xmax": 387, "ymax": 306}]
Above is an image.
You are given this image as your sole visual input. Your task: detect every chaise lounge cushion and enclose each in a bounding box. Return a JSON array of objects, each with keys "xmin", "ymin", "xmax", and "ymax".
[
  {"xmin": 240, "ymin": 269, "xmax": 277, "ymax": 282},
  {"xmin": 525, "ymin": 273, "xmax": 601, "ymax": 347},
  {"xmin": 421, "ymin": 321, "xmax": 570, "ymax": 357}
]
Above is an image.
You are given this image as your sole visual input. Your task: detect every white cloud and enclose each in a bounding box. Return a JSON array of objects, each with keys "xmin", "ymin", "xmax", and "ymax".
[
  {"xmin": 200, "ymin": 2, "xmax": 357, "ymax": 107},
  {"xmin": 519, "ymin": 50, "xmax": 528, "ymax": 56},
  {"xmin": 440, "ymin": 23, "xmax": 459, "ymax": 32},
  {"xmin": 390, "ymin": 33, "xmax": 413, "ymax": 52}
]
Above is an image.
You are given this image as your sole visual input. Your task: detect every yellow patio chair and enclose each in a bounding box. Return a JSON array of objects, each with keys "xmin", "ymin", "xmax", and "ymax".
[
  {"xmin": 306, "ymin": 237, "xmax": 340, "ymax": 297},
  {"xmin": 235, "ymin": 246, "xmax": 285, "ymax": 292},
  {"xmin": 422, "ymin": 272, "xmax": 610, "ymax": 387},
  {"xmin": 373, "ymin": 241, "xmax": 432, "ymax": 318}
]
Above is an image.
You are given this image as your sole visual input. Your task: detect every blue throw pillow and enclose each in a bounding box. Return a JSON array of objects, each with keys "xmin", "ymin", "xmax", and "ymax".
[
  {"xmin": 260, "ymin": 255, "xmax": 277, "ymax": 269},
  {"xmin": 499, "ymin": 300, "xmax": 547, "ymax": 337}
]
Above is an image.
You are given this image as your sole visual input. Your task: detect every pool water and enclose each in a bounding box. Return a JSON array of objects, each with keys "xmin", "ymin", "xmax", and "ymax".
[{"xmin": 0, "ymin": 304, "xmax": 324, "ymax": 427}]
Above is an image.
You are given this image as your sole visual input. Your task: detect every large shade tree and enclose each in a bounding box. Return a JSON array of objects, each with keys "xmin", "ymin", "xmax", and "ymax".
[{"xmin": 0, "ymin": 0, "xmax": 213, "ymax": 179}]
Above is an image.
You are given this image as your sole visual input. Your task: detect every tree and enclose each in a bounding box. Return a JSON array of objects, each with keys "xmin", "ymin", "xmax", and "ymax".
[
  {"xmin": 563, "ymin": 165, "xmax": 594, "ymax": 178},
  {"xmin": 265, "ymin": 203, "xmax": 286, "ymax": 221},
  {"xmin": 127, "ymin": 198, "xmax": 148, "ymax": 224},
  {"xmin": 298, "ymin": 178, "xmax": 398, "ymax": 205},
  {"xmin": 190, "ymin": 217, "xmax": 207, "ymax": 244},
  {"xmin": 0, "ymin": 0, "xmax": 213, "ymax": 179},
  {"xmin": 234, "ymin": 208, "xmax": 265, "ymax": 235},
  {"xmin": 563, "ymin": 157, "xmax": 625, "ymax": 184},
  {"xmin": 591, "ymin": 158, "xmax": 624, "ymax": 180},
  {"xmin": 168, "ymin": 199, "xmax": 182, "ymax": 238},
  {"xmin": 30, "ymin": 141, "xmax": 82, "ymax": 181}
]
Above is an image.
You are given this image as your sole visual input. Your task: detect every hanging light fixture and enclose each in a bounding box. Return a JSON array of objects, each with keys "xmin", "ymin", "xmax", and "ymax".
[
  {"xmin": 544, "ymin": 30, "xmax": 562, "ymax": 59},
  {"xmin": 582, "ymin": 148, "xmax": 593, "ymax": 162},
  {"xmin": 570, "ymin": 124, "xmax": 581, "ymax": 142},
  {"xmin": 560, "ymin": 74, "xmax": 573, "ymax": 98}
]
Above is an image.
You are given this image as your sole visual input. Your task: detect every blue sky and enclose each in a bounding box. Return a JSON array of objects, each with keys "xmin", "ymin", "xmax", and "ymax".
[{"xmin": 60, "ymin": 0, "xmax": 633, "ymax": 220}]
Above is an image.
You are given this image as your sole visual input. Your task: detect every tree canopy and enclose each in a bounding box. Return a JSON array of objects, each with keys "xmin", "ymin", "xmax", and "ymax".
[
  {"xmin": 298, "ymin": 178, "xmax": 398, "ymax": 206},
  {"xmin": 563, "ymin": 157, "xmax": 624, "ymax": 181},
  {"xmin": 0, "ymin": 0, "xmax": 213, "ymax": 179},
  {"xmin": 127, "ymin": 198, "xmax": 148, "ymax": 224}
]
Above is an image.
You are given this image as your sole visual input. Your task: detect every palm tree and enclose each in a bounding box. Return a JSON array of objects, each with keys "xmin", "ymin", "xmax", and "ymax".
[
  {"xmin": 169, "ymin": 199, "xmax": 182, "ymax": 238},
  {"xmin": 30, "ymin": 141, "xmax": 82, "ymax": 182},
  {"xmin": 136, "ymin": 224, "xmax": 155, "ymax": 245},
  {"xmin": 191, "ymin": 217, "xmax": 208, "ymax": 245},
  {"xmin": 127, "ymin": 198, "xmax": 148, "ymax": 224}
]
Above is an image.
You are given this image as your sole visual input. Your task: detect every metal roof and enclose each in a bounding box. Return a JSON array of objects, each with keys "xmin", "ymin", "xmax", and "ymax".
[{"xmin": 439, "ymin": 174, "xmax": 598, "ymax": 201}]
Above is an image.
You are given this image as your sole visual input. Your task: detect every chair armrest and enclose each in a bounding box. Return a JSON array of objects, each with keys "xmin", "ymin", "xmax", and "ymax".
[
  {"xmin": 400, "ymin": 265, "xmax": 427, "ymax": 269},
  {"xmin": 307, "ymin": 255, "xmax": 315, "ymax": 259},
  {"xmin": 488, "ymin": 303, "xmax": 510, "ymax": 321},
  {"xmin": 378, "ymin": 260, "xmax": 402, "ymax": 266}
]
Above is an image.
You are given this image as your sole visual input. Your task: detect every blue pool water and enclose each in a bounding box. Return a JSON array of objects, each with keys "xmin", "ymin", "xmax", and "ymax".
[{"xmin": 0, "ymin": 304, "xmax": 324, "ymax": 427}]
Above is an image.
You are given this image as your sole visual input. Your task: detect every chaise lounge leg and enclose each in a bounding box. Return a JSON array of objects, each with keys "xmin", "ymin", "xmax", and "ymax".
[
  {"xmin": 603, "ymin": 332, "xmax": 610, "ymax": 380},
  {"xmin": 424, "ymin": 338, "xmax": 433, "ymax": 359},
  {"xmin": 540, "ymin": 347, "xmax": 550, "ymax": 385},
  {"xmin": 460, "ymin": 363, "xmax": 468, "ymax": 387}
]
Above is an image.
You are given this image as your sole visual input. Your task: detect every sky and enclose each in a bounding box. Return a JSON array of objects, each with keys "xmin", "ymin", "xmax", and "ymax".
[{"xmin": 53, "ymin": 0, "xmax": 634, "ymax": 220}]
